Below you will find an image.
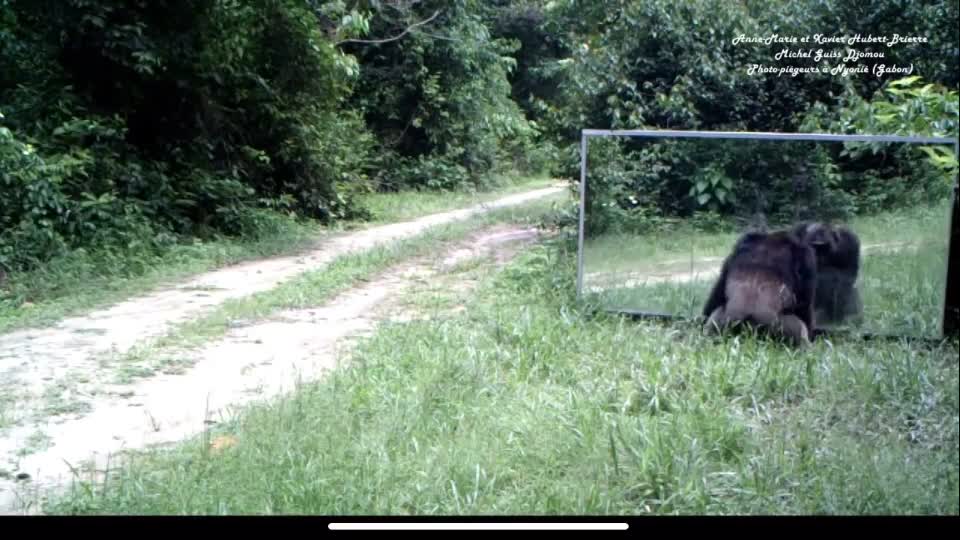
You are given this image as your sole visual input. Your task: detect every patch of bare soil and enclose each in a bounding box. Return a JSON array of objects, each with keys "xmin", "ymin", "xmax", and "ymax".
[{"xmin": 0, "ymin": 224, "xmax": 541, "ymax": 514}]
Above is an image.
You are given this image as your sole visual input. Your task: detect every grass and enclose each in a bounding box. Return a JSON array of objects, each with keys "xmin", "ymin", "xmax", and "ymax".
[
  {"xmin": 16, "ymin": 430, "xmax": 53, "ymax": 458},
  {"xmin": 582, "ymin": 201, "xmax": 953, "ymax": 338},
  {"xmin": 0, "ymin": 370, "xmax": 97, "ymax": 436},
  {"xmin": 39, "ymin": 377, "xmax": 95, "ymax": 418},
  {"xmin": 0, "ymin": 378, "xmax": 18, "ymax": 429},
  {"xmin": 42, "ymin": 236, "xmax": 959, "ymax": 516},
  {"xmin": 0, "ymin": 218, "xmax": 327, "ymax": 335},
  {"xmin": 583, "ymin": 199, "xmax": 952, "ymax": 275},
  {"xmin": 353, "ymin": 175, "xmax": 557, "ymax": 225},
  {"xmin": 0, "ymin": 176, "xmax": 556, "ymax": 334},
  {"xmin": 98, "ymin": 196, "xmax": 565, "ymax": 383}
]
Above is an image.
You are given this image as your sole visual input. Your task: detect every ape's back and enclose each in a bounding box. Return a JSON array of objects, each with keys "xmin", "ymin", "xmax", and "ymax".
[{"xmin": 726, "ymin": 231, "xmax": 810, "ymax": 296}]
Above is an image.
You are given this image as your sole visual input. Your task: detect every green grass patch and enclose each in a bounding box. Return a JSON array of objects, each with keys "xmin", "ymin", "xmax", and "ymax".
[
  {"xmin": 0, "ymin": 380, "xmax": 19, "ymax": 430},
  {"xmin": 0, "ymin": 217, "xmax": 327, "ymax": 335},
  {"xmin": 354, "ymin": 176, "xmax": 557, "ymax": 225},
  {"xmin": 16, "ymin": 430, "xmax": 54, "ymax": 458},
  {"xmin": 43, "ymin": 235, "xmax": 959, "ymax": 516},
  {"xmin": 582, "ymin": 200, "xmax": 951, "ymax": 275}
]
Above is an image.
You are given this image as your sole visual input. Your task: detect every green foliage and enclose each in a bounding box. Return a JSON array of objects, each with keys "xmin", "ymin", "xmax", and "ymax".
[
  {"xmin": 1, "ymin": 0, "xmax": 957, "ymax": 278},
  {"xmin": 803, "ymin": 76, "xmax": 959, "ymax": 180},
  {"xmin": 581, "ymin": 134, "xmax": 863, "ymax": 237},
  {"xmin": 485, "ymin": 1, "xmax": 568, "ymax": 125},
  {"xmin": 344, "ymin": 0, "xmax": 537, "ymax": 191},
  {"xmin": 688, "ymin": 163, "xmax": 736, "ymax": 213},
  {"xmin": 538, "ymin": 0, "xmax": 847, "ymax": 226},
  {"xmin": 797, "ymin": 76, "xmax": 957, "ymax": 215},
  {"xmin": 538, "ymin": 0, "xmax": 845, "ymax": 147},
  {"xmin": 796, "ymin": 0, "xmax": 959, "ymax": 93},
  {"xmin": 1, "ymin": 0, "xmax": 376, "ymax": 275},
  {"xmin": 0, "ymin": 115, "xmax": 167, "ymax": 271},
  {"xmin": 532, "ymin": 0, "xmax": 957, "ymax": 232},
  {"xmin": 536, "ymin": 0, "xmax": 956, "ymax": 147}
]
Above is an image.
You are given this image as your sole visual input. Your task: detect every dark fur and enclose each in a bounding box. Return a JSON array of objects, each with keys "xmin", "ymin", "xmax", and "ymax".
[
  {"xmin": 791, "ymin": 222, "xmax": 863, "ymax": 326},
  {"xmin": 702, "ymin": 229, "xmax": 817, "ymax": 347}
]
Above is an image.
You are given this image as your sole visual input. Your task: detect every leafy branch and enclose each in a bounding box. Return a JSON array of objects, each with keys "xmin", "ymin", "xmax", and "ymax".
[{"xmin": 335, "ymin": 10, "xmax": 441, "ymax": 46}]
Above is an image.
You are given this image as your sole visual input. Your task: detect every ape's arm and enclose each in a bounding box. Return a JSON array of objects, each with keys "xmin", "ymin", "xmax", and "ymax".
[
  {"xmin": 702, "ymin": 232, "xmax": 764, "ymax": 319},
  {"xmin": 792, "ymin": 242, "xmax": 818, "ymax": 332},
  {"xmin": 702, "ymin": 262, "xmax": 730, "ymax": 318}
]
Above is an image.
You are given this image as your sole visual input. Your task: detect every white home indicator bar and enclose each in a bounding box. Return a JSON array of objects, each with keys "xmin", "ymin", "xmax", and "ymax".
[{"xmin": 329, "ymin": 522, "xmax": 629, "ymax": 531}]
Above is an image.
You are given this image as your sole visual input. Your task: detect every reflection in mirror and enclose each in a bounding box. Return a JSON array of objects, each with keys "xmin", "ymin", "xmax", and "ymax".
[{"xmin": 579, "ymin": 134, "xmax": 956, "ymax": 340}]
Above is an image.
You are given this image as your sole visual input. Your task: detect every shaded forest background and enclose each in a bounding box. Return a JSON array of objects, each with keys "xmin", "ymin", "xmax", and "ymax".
[{"xmin": 1, "ymin": 0, "xmax": 958, "ymax": 274}]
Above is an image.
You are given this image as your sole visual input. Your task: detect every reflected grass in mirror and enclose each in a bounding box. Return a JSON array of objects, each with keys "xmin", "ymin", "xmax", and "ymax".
[{"xmin": 582, "ymin": 201, "xmax": 952, "ymax": 338}]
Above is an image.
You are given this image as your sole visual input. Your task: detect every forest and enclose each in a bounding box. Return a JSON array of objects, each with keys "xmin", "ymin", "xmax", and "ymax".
[{"xmin": 3, "ymin": 0, "xmax": 957, "ymax": 280}]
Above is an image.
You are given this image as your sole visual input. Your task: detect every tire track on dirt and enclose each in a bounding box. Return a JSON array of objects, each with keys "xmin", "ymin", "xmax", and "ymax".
[{"xmin": 0, "ymin": 224, "xmax": 542, "ymax": 514}]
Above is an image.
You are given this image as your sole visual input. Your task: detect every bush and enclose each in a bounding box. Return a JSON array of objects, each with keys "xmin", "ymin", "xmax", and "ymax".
[
  {"xmin": 345, "ymin": 0, "xmax": 537, "ymax": 192},
  {"xmin": 532, "ymin": 0, "xmax": 958, "ymax": 233},
  {"xmin": 1, "ymin": 0, "xmax": 379, "ymax": 272}
]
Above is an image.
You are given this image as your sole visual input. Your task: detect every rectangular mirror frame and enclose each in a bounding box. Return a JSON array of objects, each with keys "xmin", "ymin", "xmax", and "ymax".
[{"xmin": 575, "ymin": 129, "xmax": 960, "ymax": 340}]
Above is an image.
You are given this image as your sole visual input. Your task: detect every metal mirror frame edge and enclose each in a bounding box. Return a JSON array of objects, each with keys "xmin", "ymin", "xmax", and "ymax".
[{"xmin": 574, "ymin": 128, "xmax": 960, "ymax": 341}]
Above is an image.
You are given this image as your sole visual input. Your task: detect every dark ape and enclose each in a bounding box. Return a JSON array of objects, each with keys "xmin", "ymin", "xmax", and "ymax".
[
  {"xmin": 702, "ymin": 228, "xmax": 817, "ymax": 348},
  {"xmin": 791, "ymin": 222, "xmax": 863, "ymax": 326}
]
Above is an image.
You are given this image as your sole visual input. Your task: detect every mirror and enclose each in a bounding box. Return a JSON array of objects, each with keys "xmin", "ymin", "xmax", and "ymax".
[{"xmin": 578, "ymin": 132, "xmax": 957, "ymax": 340}]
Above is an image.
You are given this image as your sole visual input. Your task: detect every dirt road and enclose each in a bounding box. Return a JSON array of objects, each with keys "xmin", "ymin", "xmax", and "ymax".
[{"xmin": 0, "ymin": 186, "xmax": 561, "ymax": 514}]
